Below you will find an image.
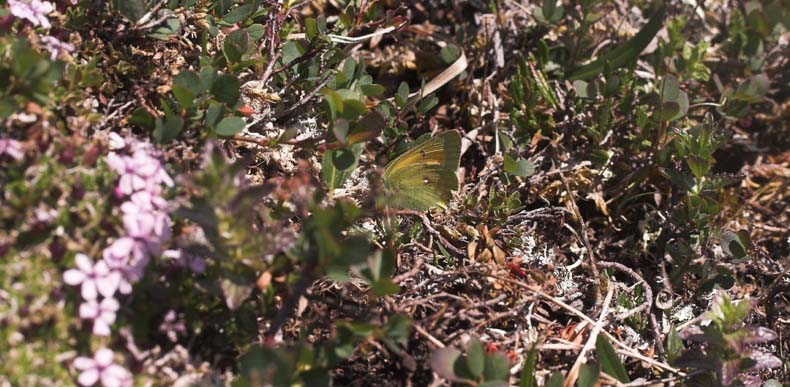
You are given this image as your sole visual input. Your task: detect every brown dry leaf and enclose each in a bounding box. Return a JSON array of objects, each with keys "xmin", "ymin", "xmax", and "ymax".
[
  {"xmin": 493, "ymin": 245, "xmax": 506, "ymax": 265},
  {"xmin": 257, "ymin": 271, "xmax": 272, "ymax": 290},
  {"xmin": 587, "ymin": 191, "xmax": 609, "ymax": 216},
  {"xmin": 468, "ymin": 240, "xmax": 478, "ymax": 261}
]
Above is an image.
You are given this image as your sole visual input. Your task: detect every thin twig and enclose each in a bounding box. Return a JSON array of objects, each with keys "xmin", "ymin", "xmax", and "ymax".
[
  {"xmin": 559, "ymin": 171, "xmax": 602, "ymax": 303},
  {"xmin": 414, "ymin": 323, "xmax": 446, "ymax": 348},
  {"xmin": 487, "ymin": 274, "xmax": 683, "ymax": 375},
  {"xmin": 394, "ymin": 210, "xmax": 465, "ymax": 256},
  {"xmin": 273, "ymin": 73, "xmax": 334, "ymax": 121},
  {"xmin": 598, "ymin": 261, "xmax": 652, "ymax": 320},
  {"xmin": 564, "ymin": 285, "xmax": 615, "ymax": 387}
]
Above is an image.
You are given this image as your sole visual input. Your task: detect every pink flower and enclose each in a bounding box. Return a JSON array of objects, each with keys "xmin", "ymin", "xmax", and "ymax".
[
  {"xmin": 79, "ymin": 298, "xmax": 119, "ymax": 336},
  {"xmin": 7, "ymin": 0, "xmax": 54, "ymax": 29},
  {"xmin": 102, "ymin": 237, "xmax": 149, "ymax": 283},
  {"xmin": 120, "ymin": 191, "xmax": 167, "ymax": 213},
  {"xmin": 63, "ymin": 254, "xmax": 121, "ymax": 300},
  {"xmin": 0, "ymin": 138, "xmax": 24, "ymax": 161},
  {"xmin": 158, "ymin": 310, "xmax": 186, "ymax": 342},
  {"xmin": 106, "ymin": 153, "xmax": 149, "ymax": 195},
  {"xmin": 107, "ymin": 132, "xmax": 126, "ymax": 150},
  {"xmin": 106, "ymin": 150, "xmax": 173, "ymax": 196},
  {"xmin": 73, "ymin": 348, "xmax": 132, "ymax": 387},
  {"xmin": 40, "ymin": 35, "xmax": 74, "ymax": 61},
  {"xmin": 123, "ymin": 211, "xmax": 170, "ymax": 243}
]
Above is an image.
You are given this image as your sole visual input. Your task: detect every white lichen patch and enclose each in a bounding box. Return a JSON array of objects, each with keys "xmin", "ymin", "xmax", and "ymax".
[
  {"xmin": 512, "ymin": 235, "xmax": 555, "ymax": 266},
  {"xmin": 671, "ymin": 304, "xmax": 695, "ymax": 323},
  {"xmin": 331, "ymin": 158, "xmax": 372, "ymax": 204},
  {"xmin": 238, "ymin": 117, "xmax": 322, "ymax": 175}
]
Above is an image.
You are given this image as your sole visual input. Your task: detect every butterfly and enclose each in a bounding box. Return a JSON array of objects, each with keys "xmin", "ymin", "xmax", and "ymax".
[{"xmin": 382, "ymin": 130, "xmax": 462, "ymax": 211}]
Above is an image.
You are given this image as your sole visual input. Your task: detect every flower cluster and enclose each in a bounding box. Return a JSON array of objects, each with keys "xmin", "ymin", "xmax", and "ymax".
[
  {"xmin": 73, "ymin": 349, "xmax": 133, "ymax": 387},
  {"xmin": 0, "ymin": 137, "xmax": 24, "ymax": 161},
  {"xmin": 103, "ymin": 139, "xmax": 174, "ymax": 287},
  {"xmin": 6, "ymin": 0, "xmax": 76, "ymax": 61},
  {"xmin": 63, "ymin": 136, "xmax": 175, "ymax": 387},
  {"xmin": 7, "ymin": 0, "xmax": 54, "ymax": 29}
]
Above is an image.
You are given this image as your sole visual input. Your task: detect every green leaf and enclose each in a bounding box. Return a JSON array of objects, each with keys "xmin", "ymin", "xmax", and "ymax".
[
  {"xmin": 305, "ymin": 17, "xmax": 318, "ymax": 39},
  {"xmin": 577, "ymin": 362, "xmax": 599, "ymax": 387},
  {"xmin": 205, "ymin": 102, "xmax": 224, "ymax": 129},
  {"xmin": 172, "ymin": 70, "xmax": 201, "ymax": 108},
  {"xmin": 666, "ymin": 324, "xmax": 685, "ymax": 363},
  {"xmin": 595, "ymin": 336, "xmax": 630, "ymax": 382},
  {"xmin": 322, "ymin": 89, "xmax": 344, "ymax": 118},
  {"xmin": 440, "ymin": 45, "xmax": 460, "ymax": 63},
  {"xmin": 246, "ymin": 24, "xmax": 266, "ymax": 41},
  {"xmin": 484, "ymin": 351, "xmax": 511, "ymax": 381},
  {"xmin": 504, "ymin": 156, "xmax": 536, "ymax": 177},
  {"xmin": 114, "ymin": 0, "xmax": 148, "ymax": 22},
  {"xmin": 417, "ymin": 95, "xmax": 439, "ymax": 114},
  {"xmin": 519, "ymin": 344, "xmax": 537, "ymax": 387},
  {"xmin": 380, "ymin": 314, "xmax": 411, "ymax": 346},
  {"xmin": 224, "ymin": 29, "xmax": 251, "ymax": 63},
  {"xmin": 545, "ymin": 372, "xmax": 564, "ymax": 387},
  {"xmin": 370, "ymin": 279, "xmax": 400, "ymax": 296},
  {"xmin": 129, "ymin": 107, "xmax": 155, "ymax": 130},
  {"xmin": 210, "ymin": 74, "xmax": 241, "ymax": 106},
  {"xmin": 153, "ymin": 102, "xmax": 183, "ymax": 143},
  {"xmin": 542, "ymin": 0, "xmax": 557, "ymax": 20},
  {"xmin": 734, "ymin": 74, "xmax": 770, "ymax": 103},
  {"xmin": 321, "ymin": 145, "xmax": 362, "ymax": 190},
  {"xmin": 331, "ymin": 147, "xmax": 357, "ymax": 170},
  {"xmin": 569, "ymin": 6, "xmax": 665, "ymax": 80},
  {"xmin": 431, "ymin": 348, "xmax": 462, "ymax": 381},
  {"xmin": 222, "ymin": 4, "xmax": 253, "ymax": 24},
  {"xmin": 215, "ymin": 116, "xmax": 246, "ymax": 136},
  {"xmin": 148, "ymin": 16, "xmax": 181, "ymax": 40},
  {"xmin": 396, "ymin": 81, "xmax": 410, "ymax": 107},
  {"xmin": 466, "ymin": 338, "xmax": 485, "ymax": 378},
  {"xmin": 656, "ymin": 75, "xmax": 688, "ymax": 121},
  {"xmin": 339, "ymin": 99, "xmax": 366, "ymax": 120},
  {"xmin": 721, "ymin": 230, "xmax": 749, "ymax": 259},
  {"xmin": 342, "ymin": 58, "xmax": 356, "ymax": 83},
  {"xmin": 360, "ymin": 84, "xmax": 385, "ymax": 97},
  {"xmin": 281, "ymin": 40, "xmax": 304, "ymax": 64},
  {"xmin": 220, "ymin": 274, "xmax": 255, "ymax": 310},
  {"xmin": 238, "ymin": 346, "xmax": 294, "ymax": 386}
]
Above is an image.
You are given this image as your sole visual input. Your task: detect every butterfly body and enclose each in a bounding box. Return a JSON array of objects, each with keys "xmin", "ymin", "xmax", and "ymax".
[{"xmin": 382, "ymin": 130, "xmax": 462, "ymax": 211}]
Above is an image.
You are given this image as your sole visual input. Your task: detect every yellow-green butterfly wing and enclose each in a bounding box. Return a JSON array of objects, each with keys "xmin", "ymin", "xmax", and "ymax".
[{"xmin": 382, "ymin": 130, "xmax": 461, "ymax": 211}]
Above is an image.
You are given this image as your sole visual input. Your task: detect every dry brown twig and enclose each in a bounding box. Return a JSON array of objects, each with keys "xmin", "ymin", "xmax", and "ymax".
[
  {"xmin": 559, "ymin": 171, "xmax": 603, "ymax": 303},
  {"xmin": 487, "ymin": 274, "xmax": 683, "ymax": 375},
  {"xmin": 563, "ymin": 284, "xmax": 615, "ymax": 387},
  {"xmin": 597, "ymin": 261, "xmax": 652, "ymax": 320},
  {"xmin": 394, "ymin": 210, "xmax": 465, "ymax": 256}
]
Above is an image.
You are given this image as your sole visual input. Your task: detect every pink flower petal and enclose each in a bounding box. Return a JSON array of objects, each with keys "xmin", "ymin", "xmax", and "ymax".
[
  {"xmin": 74, "ymin": 253, "xmax": 93, "ymax": 271},
  {"xmin": 77, "ymin": 368, "xmax": 99, "ymax": 386},
  {"xmin": 63, "ymin": 269, "xmax": 86, "ymax": 285},
  {"xmin": 105, "ymin": 153, "xmax": 125, "ymax": 171},
  {"xmin": 95, "ymin": 272, "xmax": 120, "ymax": 298},
  {"xmin": 81, "ymin": 280, "xmax": 98, "ymax": 300},
  {"xmin": 118, "ymin": 278, "xmax": 132, "ymax": 295},
  {"xmin": 94, "ymin": 348, "xmax": 114, "ymax": 367},
  {"xmin": 108, "ymin": 133, "xmax": 126, "ymax": 150},
  {"xmin": 101, "ymin": 297, "xmax": 119, "ymax": 311},
  {"xmin": 79, "ymin": 300, "xmax": 99, "ymax": 319},
  {"xmin": 92, "ymin": 319, "xmax": 111, "ymax": 336},
  {"xmin": 101, "ymin": 366, "xmax": 131, "ymax": 387},
  {"xmin": 93, "ymin": 260, "xmax": 110, "ymax": 276},
  {"xmin": 73, "ymin": 356, "xmax": 96, "ymax": 370}
]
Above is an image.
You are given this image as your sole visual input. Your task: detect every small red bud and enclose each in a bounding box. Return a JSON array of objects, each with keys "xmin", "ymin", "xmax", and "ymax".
[{"xmin": 238, "ymin": 106, "xmax": 255, "ymax": 116}]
